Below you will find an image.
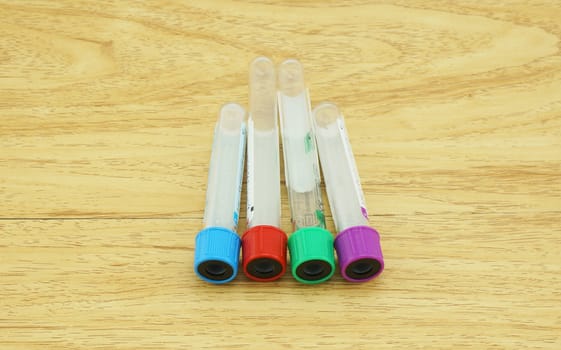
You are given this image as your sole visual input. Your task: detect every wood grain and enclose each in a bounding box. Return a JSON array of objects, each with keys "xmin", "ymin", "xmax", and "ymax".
[
  {"xmin": 1, "ymin": 1, "xmax": 560, "ymax": 349},
  {"xmin": 1, "ymin": 216, "xmax": 560, "ymax": 349}
]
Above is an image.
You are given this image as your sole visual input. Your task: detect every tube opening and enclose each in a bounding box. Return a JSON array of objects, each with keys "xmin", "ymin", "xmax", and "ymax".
[
  {"xmin": 296, "ymin": 259, "xmax": 332, "ymax": 281},
  {"xmin": 198, "ymin": 260, "xmax": 234, "ymax": 281},
  {"xmin": 345, "ymin": 258, "xmax": 381, "ymax": 280},
  {"xmin": 246, "ymin": 258, "xmax": 283, "ymax": 279}
]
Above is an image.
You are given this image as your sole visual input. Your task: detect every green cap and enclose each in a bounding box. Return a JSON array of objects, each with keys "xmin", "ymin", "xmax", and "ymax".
[{"xmin": 288, "ymin": 227, "xmax": 335, "ymax": 284}]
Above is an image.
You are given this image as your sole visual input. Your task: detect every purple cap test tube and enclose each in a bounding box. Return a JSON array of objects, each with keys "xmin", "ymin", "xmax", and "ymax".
[{"xmin": 312, "ymin": 103, "xmax": 384, "ymax": 282}]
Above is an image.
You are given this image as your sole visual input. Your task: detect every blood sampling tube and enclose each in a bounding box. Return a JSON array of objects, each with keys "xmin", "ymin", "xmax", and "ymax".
[
  {"xmin": 312, "ymin": 102, "xmax": 384, "ymax": 282},
  {"xmin": 194, "ymin": 103, "xmax": 246, "ymax": 284},
  {"xmin": 242, "ymin": 57, "xmax": 287, "ymax": 281},
  {"xmin": 278, "ymin": 59, "xmax": 335, "ymax": 284}
]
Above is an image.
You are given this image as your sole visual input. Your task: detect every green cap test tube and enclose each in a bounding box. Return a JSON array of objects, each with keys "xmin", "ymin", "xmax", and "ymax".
[{"xmin": 277, "ymin": 59, "xmax": 335, "ymax": 284}]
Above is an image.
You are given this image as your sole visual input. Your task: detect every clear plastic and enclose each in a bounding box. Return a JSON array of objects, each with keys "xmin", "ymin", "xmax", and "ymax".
[
  {"xmin": 312, "ymin": 103, "xmax": 368, "ymax": 232},
  {"xmin": 203, "ymin": 103, "xmax": 246, "ymax": 231},
  {"xmin": 278, "ymin": 59, "xmax": 325, "ymax": 231},
  {"xmin": 246, "ymin": 57, "xmax": 281, "ymax": 228}
]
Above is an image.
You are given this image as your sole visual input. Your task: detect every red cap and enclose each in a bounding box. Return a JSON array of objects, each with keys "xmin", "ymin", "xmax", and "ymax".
[{"xmin": 242, "ymin": 225, "xmax": 287, "ymax": 282}]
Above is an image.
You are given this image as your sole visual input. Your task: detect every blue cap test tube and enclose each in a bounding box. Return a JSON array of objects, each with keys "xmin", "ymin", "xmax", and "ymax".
[{"xmin": 194, "ymin": 103, "xmax": 247, "ymax": 284}]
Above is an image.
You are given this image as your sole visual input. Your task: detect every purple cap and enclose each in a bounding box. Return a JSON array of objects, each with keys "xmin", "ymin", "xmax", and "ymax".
[{"xmin": 334, "ymin": 226, "xmax": 384, "ymax": 282}]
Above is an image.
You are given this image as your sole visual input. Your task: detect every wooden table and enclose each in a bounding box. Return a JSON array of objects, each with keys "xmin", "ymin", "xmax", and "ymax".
[{"xmin": 1, "ymin": 1, "xmax": 560, "ymax": 349}]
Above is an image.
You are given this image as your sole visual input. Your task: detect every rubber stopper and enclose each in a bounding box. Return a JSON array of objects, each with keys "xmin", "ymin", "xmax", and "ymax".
[
  {"xmin": 334, "ymin": 226, "xmax": 384, "ymax": 282},
  {"xmin": 288, "ymin": 227, "xmax": 335, "ymax": 284},
  {"xmin": 242, "ymin": 225, "xmax": 287, "ymax": 282},
  {"xmin": 194, "ymin": 227, "xmax": 241, "ymax": 284}
]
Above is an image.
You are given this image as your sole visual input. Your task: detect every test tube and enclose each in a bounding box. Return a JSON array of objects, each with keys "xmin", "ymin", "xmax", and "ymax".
[
  {"xmin": 278, "ymin": 59, "xmax": 335, "ymax": 284},
  {"xmin": 242, "ymin": 57, "xmax": 287, "ymax": 281},
  {"xmin": 194, "ymin": 103, "xmax": 246, "ymax": 284},
  {"xmin": 312, "ymin": 102, "xmax": 384, "ymax": 282}
]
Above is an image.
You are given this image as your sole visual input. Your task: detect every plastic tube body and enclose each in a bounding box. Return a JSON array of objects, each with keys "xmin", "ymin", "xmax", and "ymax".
[
  {"xmin": 312, "ymin": 103, "xmax": 384, "ymax": 282},
  {"xmin": 311, "ymin": 104, "xmax": 368, "ymax": 232},
  {"xmin": 277, "ymin": 61, "xmax": 324, "ymax": 231},
  {"xmin": 247, "ymin": 57, "xmax": 281, "ymax": 229},
  {"xmin": 203, "ymin": 104, "xmax": 247, "ymax": 231}
]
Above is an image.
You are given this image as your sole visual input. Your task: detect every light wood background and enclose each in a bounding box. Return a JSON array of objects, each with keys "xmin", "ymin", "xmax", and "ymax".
[{"xmin": 1, "ymin": 1, "xmax": 560, "ymax": 349}]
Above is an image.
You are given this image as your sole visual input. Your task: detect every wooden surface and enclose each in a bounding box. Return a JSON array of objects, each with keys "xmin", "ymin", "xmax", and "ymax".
[{"xmin": 1, "ymin": 1, "xmax": 560, "ymax": 348}]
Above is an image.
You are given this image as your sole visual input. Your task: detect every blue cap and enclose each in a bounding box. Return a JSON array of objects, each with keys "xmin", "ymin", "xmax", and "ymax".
[{"xmin": 194, "ymin": 227, "xmax": 241, "ymax": 284}]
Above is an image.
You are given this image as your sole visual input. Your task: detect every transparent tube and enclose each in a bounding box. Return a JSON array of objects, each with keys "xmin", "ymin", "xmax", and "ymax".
[
  {"xmin": 312, "ymin": 103, "xmax": 368, "ymax": 232},
  {"xmin": 278, "ymin": 59, "xmax": 325, "ymax": 231},
  {"xmin": 247, "ymin": 57, "xmax": 281, "ymax": 228},
  {"xmin": 203, "ymin": 103, "xmax": 246, "ymax": 231}
]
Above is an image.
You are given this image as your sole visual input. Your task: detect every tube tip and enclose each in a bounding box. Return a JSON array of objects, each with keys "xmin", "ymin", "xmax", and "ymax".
[
  {"xmin": 250, "ymin": 56, "xmax": 274, "ymax": 78},
  {"xmin": 278, "ymin": 59, "xmax": 305, "ymax": 97},
  {"xmin": 218, "ymin": 103, "xmax": 245, "ymax": 131},
  {"xmin": 249, "ymin": 57, "xmax": 276, "ymax": 130},
  {"xmin": 313, "ymin": 102, "xmax": 341, "ymax": 128}
]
